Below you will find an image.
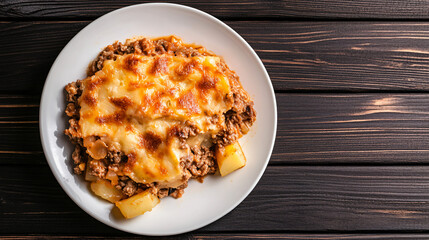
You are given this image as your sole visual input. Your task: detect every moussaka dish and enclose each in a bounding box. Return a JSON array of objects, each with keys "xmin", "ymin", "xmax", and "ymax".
[{"xmin": 64, "ymin": 36, "xmax": 256, "ymax": 219}]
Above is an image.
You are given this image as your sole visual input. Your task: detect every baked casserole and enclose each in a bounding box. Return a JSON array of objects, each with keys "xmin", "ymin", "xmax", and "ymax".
[{"xmin": 64, "ymin": 36, "xmax": 256, "ymax": 218}]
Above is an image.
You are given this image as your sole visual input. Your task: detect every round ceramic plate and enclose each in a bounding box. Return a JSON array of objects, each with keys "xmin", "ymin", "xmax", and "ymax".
[{"xmin": 39, "ymin": 3, "xmax": 277, "ymax": 236}]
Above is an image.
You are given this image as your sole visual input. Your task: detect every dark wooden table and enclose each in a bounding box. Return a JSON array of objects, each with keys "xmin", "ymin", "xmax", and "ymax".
[{"xmin": 4, "ymin": 0, "xmax": 429, "ymax": 239}]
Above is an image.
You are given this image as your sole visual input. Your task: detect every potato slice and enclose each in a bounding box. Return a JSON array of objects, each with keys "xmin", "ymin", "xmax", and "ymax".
[
  {"xmin": 90, "ymin": 179, "xmax": 124, "ymax": 203},
  {"xmin": 216, "ymin": 142, "xmax": 246, "ymax": 176},
  {"xmin": 115, "ymin": 190, "xmax": 160, "ymax": 219}
]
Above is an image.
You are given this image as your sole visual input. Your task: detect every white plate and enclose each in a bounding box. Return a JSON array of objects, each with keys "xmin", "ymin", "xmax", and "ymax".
[{"xmin": 39, "ymin": 3, "xmax": 277, "ymax": 236}]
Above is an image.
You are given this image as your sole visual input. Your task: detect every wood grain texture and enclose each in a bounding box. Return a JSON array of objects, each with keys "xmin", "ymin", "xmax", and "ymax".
[
  {"xmin": 0, "ymin": 0, "xmax": 285, "ymax": 19},
  {"xmin": 2, "ymin": 0, "xmax": 429, "ymax": 19},
  {"xmin": 181, "ymin": 234, "xmax": 429, "ymax": 240},
  {"xmin": 0, "ymin": 95, "xmax": 42, "ymax": 164},
  {"xmin": 3, "ymin": 166, "xmax": 429, "ymax": 234},
  {"xmin": 240, "ymin": 21, "xmax": 429, "ymax": 91},
  {"xmin": 277, "ymin": 93, "xmax": 429, "ymax": 163},
  {"xmin": 4, "ymin": 22, "xmax": 429, "ymax": 93},
  {"xmin": 4, "ymin": 234, "xmax": 429, "ymax": 239},
  {"xmin": 4, "ymin": 93, "xmax": 429, "ymax": 164},
  {"xmin": 0, "ymin": 22, "xmax": 87, "ymax": 93}
]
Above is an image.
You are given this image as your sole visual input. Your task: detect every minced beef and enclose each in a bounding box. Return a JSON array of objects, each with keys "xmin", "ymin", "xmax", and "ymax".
[
  {"xmin": 187, "ymin": 146, "xmax": 216, "ymax": 178},
  {"xmin": 88, "ymin": 160, "xmax": 107, "ymax": 178},
  {"xmin": 214, "ymin": 91, "xmax": 256, "ymax": 147},
  {"xmin": 157, "ymin": 188, "xmax": 169, "ymax": 199},
  {"xmin": 123, "ymin": 180, "xmax": 138, "ymax": 197}
]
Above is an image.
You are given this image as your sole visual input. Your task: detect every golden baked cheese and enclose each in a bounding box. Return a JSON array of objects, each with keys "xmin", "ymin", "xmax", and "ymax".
[{"xmin": 78, "ymin": 54, "xmax": 234, "ymax": 186}]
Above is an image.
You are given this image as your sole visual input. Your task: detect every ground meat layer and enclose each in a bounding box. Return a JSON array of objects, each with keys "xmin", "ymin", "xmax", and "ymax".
[{"xmin": 65, "ymin": 36, "xmax": 256, "ymax": 200}]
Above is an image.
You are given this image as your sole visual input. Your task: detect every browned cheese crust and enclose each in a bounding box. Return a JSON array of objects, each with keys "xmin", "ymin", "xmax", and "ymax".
[{"xmin": 64, "ymin": 36, "xmax": 256, "ymax": 200}]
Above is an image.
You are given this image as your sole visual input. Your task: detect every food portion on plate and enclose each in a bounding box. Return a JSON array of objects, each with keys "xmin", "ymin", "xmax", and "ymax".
[{"xmin": 64, "ymin": 36, "xmax": 256, "ymax": 219}]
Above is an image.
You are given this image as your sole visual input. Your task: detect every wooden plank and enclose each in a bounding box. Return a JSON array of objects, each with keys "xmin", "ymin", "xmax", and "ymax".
[
  {"xmin": 0, "ymin": 95, "xmax": 42, "ymax": 164},
  {"xmin": 188, "ymin": 234, "xmax": 429, "ymax": 240},
  {"xmin": 4, "ymin": 22, "xmax": 429, "ymax": 93},
  {"xmin": 238, "ymin": 22, "xmax": 429, "ymax": 91},
  {"xmin": 3, "ymin": 165, "xmax": 429, "ymax": 233},
  {"xmin": 0, "ymin": 0, "xmax": 285, "ymax": 19},
  {"xmin": 2, "ymin": 0, "xmax": 429, "ymax": 19},
  {"xmin": 276, "ymin": 93, "xmax": 429, "ymax": 163},
  {"xmin": 3, "ymin": 93, "xmax": 429, "ymax": 165},
  {"xmin": 0, "ymin": 22, "xmax": 87, "ymax": 93},
  {"xmin": 4, "ymin": 234, "xmax": 429, "ymax": 239}
]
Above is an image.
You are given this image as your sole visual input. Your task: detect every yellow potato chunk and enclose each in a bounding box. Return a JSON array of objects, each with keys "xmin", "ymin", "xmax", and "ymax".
[
  {"xmin": 90, "ymin": 179, "xmax": 124, "ymax": 203},
  {"xmin": 115, "ymin": 190, "xmax": 160, "ymax": 219},
  {"xmin": 216, "ymin": 142, "xmax": 246, "ymax": 176}
]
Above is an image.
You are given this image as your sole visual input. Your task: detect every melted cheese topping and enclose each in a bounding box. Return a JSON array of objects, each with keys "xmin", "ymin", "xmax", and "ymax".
[{"xmin": 78, "ymin": 54, "xmax": 233, "ymax": 186}]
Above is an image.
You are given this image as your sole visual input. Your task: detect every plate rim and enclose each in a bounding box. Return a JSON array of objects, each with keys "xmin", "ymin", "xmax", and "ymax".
[{"xmin": 39, "ymin": 2, "xmax": 277, "ymax": 236}]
